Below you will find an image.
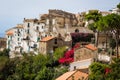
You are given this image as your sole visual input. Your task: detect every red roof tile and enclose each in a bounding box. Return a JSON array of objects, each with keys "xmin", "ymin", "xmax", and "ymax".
[
  {"xmin": 56, "ymin": 70, "xmax": 88, "ymax": 80},
  {"xmin": 6, "ymin": 31, "xmax": 13, "ymax": 35},
  {"xmin": 85, "ymin": 44, "xmax": 97, "ymax": 51},
  {"xmin": 40, "ymin": 36, "xmax": 54, "ymax": 42}
]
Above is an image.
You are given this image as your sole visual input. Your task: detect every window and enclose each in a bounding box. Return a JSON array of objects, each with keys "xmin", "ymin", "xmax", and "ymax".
[
  {"xmin": 18, "ymin": 38, "xmax": 20, "ymax": 41},
  {"xmin": 54, "ymin": 38, "xmax": 57, "ymax": 44},
  {"xmin": 8, "ymin": 36, "xmax": 9, "ymax": 38},
  {"xmin": 27, "ymin": 23, "xmax": 30, "ymax": 28},
  {"xmin": 18, "ymin": 34, "xmax": 20, "ymax": 36},
  {"xmin": 42, "ymin": 26, "xmax": 44, "ymax": 29},
  {"xmin": 10, "ymin": 36, "xmax": 12, "ymax": 39},
  {"xmin": 17, "ymin": 29, "xmax": 20, "ymax": 32},
  {"xmin": 37, "ymin": 37, "xmax": 40, "ymax": 42},
  {"xmin": 75, "ymin": 29, "xmax": 79, "ymax": 33},
  {"xmin": 34, "ymin": 44, "xmax": 37, "ymax": 48},
  {"xmin": 27, "ymin": 29, "xmax": 30, "ymax": 34},
  {"xmin": 36, "ymin": 26, "xmax": 39, "ymax": 30},
  {"xmin": 27, "ymin": 42, "xmax": 29, "ymax": 46}
]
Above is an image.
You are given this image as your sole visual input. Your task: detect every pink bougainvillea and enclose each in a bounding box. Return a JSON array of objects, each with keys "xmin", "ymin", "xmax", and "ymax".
[
  {"xmin": 73, "ymin": 43, "xmax": 80, "ymax": 49},
  {"xmin": 59, "ymin": 43, "xmax": 80, "ymax": 64}
]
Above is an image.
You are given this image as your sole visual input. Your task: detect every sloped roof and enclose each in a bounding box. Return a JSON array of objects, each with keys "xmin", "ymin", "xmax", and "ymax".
[
  {"xmin": 56, "ymin": 71, "xmax": 76, "ymax": 80},
  {"xmin": 38, "ymin": 20, "xmax": 46, "ymax": 23},
  {"xmin": 15, "ymin": 24, "xmax": 24, "ymax": 28},
  {"xmin": 6, "ymin": 31, "xmax": 14, "ymax": 35},
  {"xmin": 24, "ymin": 18, "xmax": 38, "ymax": 22},
  {"xmin": 85, "ymin": 44, "xmax": 97, "ymax": 51},
  {"xmin": 40, "ymin": 36, "xmax": 55, "ymax": 42},
  {"xmin": 56, "ymin": 70, "xmax": 88, "ymax": 80}
]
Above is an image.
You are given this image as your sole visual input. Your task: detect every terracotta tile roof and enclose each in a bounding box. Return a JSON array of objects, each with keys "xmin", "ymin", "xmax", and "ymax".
[
  {"xmin": 56, "ymin": 71, "xmax": 76, "ymax": 80},
  {"xmin": 40, "ymin": 36, "xmax": 55, "ymax": 42},
  {"xmin": 85, "ymin": 44, "xmax": 97, "ymax": 51},
  {"xmin": 56, "ymin": 70, "xmax": 88, "ymax": 80},
  {"xmin": 6, "ymin": 31, "xmax": 13, "ymax": 35}
]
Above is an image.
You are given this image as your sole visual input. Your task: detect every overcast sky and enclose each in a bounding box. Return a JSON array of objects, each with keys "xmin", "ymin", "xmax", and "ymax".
[{"xmin": 0, "ymin": 0, "xmax": 120, "ymax": 35}]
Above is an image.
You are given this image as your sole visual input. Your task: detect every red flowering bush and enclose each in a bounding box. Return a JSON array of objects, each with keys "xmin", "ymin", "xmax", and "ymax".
[
  {"xmin": 73, "ymin": 43, "xmax": 80, "ymax": 49},
  {"xmin": 105, "ymin": 67, "xmax": 111, "ymax": 75},
  {"xmin": 59, "ymin": 43, "xmax": 80, "ymax": 64},
  {"xmin": 59, "ymin": 49, "xmax": 74, "ymax": 64}
]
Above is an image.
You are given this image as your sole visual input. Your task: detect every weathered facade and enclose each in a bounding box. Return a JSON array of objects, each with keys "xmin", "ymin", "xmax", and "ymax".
[
  {"xmin": 39, "ymin": 36, "xmax": 72, "ymax": 54},
  {"xmin": 48, "ymin": 9, "xmax": 78, "ymax": 28},
  {"xmin": 74, "ymin": 44, "xmax": 97, "ymax": 62}
]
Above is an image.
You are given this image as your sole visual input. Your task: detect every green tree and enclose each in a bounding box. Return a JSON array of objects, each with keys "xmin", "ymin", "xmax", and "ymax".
[
  {"xmin": 109, "ymin": 38, "xmax": 116, "ymax": 55},
  {"xmin": 53, "ymin": 46, "xmax": 66, "ymax": 61},
  {"xmin": 85, "ymin": 10, "xmax": 102, "ymax": 46},
  {"xmin": 0, "ymin": 49, "xmax": 10, "ymax": 57},
  {"xmin": 107, "ymin": 58, "xmax": 120, "ymax": 79},
  {"xmin": 0, "ymin": 52, "xmax": 68, "ymax": 80},
  {"xmin": 85, "ymin": 10, "xmax": 102, "ymax": 22},
  {"xmin": 96, "ymin": 14, "xmax": 120, "ymax": 58},
  {"xmin": 35, "ymin": 67, "xmax": 54, "ymax": 80},
  {"xmin": 0, "ymin": 56, "xmax": 9, "ymax": 79},
  {"xmin": 117, "ymin": 3, "xmax": 120, "ymax": 9},
  {"xmin": 89, "ymin": 62, "xmax": 109, "ymax": 80}
]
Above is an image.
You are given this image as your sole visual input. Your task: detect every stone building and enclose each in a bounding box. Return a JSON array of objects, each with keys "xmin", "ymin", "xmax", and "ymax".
[
  {"xmin": 76, "ymin": 12, "xmax": 86, "ymax": 27},
  {"xmin": 69, "ymin": 44, "xmax": 97, "ymax": 72},
  {"xmin": 39, "ymin": 36, "xmax": 72, "ymax": 55},
  {"xmin": 40, "ymin": 9, "xmax": 78, "ymax": 31},
  {"xmin": 5, "ymin": 9, "xmax": 93, "ymax": 55},
  {"xmin": 74, "ymin": 44, "xmax": 97, "ymax": 62},
  {"xmin": 48, "ymin": 9, "xmax": 78, "ymax": 28}
]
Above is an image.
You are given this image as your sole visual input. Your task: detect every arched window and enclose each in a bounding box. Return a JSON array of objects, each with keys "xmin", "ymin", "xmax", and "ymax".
[{"xmin": 75, "ymin": 29, "xmax": 79, "ymax": 33}]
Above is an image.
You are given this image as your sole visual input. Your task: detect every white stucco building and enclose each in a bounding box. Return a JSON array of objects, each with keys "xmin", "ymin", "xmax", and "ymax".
[
  {"xmin": 6, "ymin": 24, "xmax": 24, "ymax": 52},
  {"xmin": 22, "ymin": 18, "xmax": 49, "ymax": 53}
]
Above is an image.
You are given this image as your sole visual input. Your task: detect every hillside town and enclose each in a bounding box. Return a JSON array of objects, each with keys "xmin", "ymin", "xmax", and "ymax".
[{"xmin": 0, "ymin": 3, "xmax": 120, "ymax": 80}]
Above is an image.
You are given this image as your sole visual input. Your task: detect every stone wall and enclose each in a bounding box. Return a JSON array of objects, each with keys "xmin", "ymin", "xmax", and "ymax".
[
  {"xmin": 39, "ymin": 37, "xmax": 70, "ymax": 54},
  {"xmin": 49, "ymin": 9, "xmax": 78, "ymax": 27},
  {"xmin": 74, "ymin": 47, "xmax": 96, "ymax": 61}
]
